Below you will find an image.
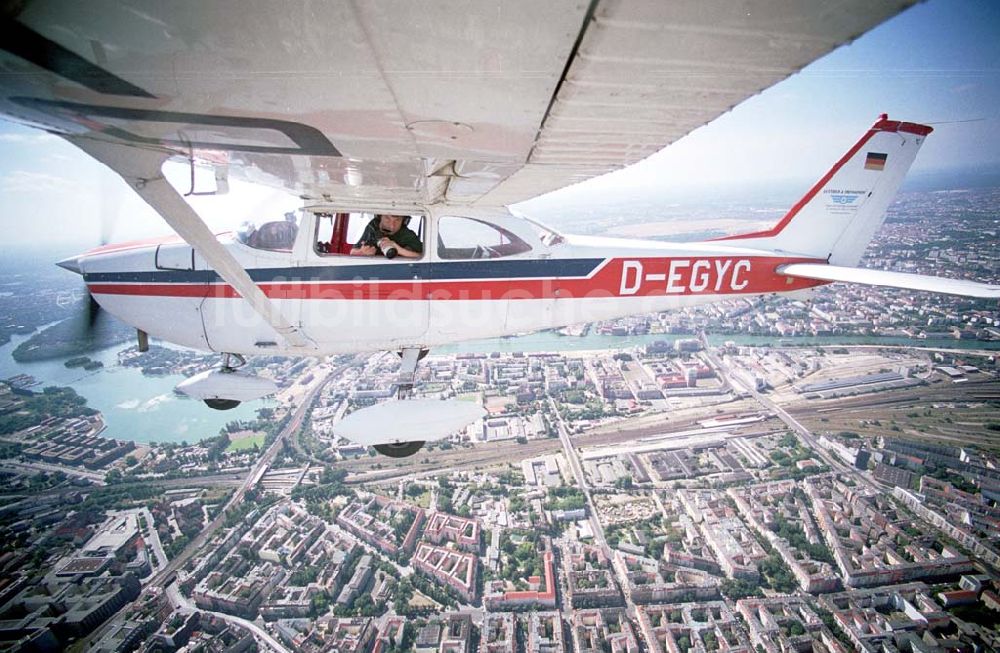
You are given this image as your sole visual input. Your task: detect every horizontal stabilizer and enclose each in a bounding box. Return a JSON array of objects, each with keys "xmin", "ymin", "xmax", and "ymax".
[{"xmin": 779, "ymin": 263, "xmax": 1000, "ymax": 299}]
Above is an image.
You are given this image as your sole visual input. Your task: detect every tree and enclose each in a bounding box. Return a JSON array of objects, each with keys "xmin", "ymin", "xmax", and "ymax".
[
  {"xmin": 720, "ymin": 578, "xmax": 762, "ymax": 601},
  {"xmin": 310, "ymin": 592, "xmax": 330, "ymax": 617}
]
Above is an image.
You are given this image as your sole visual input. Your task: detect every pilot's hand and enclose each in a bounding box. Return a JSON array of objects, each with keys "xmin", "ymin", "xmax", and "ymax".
[
  {"xmin": 357, "ymin": 245, "xmax": 377, "ymax": 256},
  {"xmin": 377, "ymin": 237, "xmax": 394, "ymax": 251}
]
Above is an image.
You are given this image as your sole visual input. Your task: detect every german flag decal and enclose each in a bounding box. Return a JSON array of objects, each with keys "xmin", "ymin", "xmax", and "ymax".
[{"xmin": 865, "ymin": 152, "xmax": 887, "ymax": 171}]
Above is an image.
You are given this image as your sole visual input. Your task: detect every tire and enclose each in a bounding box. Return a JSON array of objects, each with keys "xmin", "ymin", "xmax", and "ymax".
[
  {"xmin": 205, "ymin": 398, "xmax": 241, "ymax": 410},
  {"xmin": 374, "ymin": 441, "xmax": 425, "ymax": 458}
]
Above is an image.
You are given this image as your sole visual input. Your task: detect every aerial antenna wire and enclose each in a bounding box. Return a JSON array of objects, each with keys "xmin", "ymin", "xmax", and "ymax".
[{"xmin": 923, "ymin": 117, "xmax": 993, "ymax": 125}]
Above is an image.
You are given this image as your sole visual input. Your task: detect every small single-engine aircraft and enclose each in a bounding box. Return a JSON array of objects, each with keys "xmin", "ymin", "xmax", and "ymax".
[{"xmin": 1, "ymin": 1, "xmax": 997, "ymax": 456}]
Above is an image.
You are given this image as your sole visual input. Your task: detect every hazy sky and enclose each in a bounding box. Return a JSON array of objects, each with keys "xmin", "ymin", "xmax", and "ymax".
[{"xmin": 1, "ymin": 0, "xmax": 998, "ymax": 247}]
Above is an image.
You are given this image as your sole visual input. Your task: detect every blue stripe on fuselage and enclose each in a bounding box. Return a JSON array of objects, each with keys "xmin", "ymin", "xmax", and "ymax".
[{"xmin": 83, "ymin": 258, "xmax": 606, "ymax": 285}]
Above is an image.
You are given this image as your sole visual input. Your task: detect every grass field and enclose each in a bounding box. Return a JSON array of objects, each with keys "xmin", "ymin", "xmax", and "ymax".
[
  {"xmin": 413, "ymin": 489, "xmax": 431, "ymax": 509},
  {"xmin": 408, "ymin": 590, "xmax": 440, "ymax": 609},
  {"xmin": 227, "ymin": 432, "xmax": 265, "ymax": 451}
]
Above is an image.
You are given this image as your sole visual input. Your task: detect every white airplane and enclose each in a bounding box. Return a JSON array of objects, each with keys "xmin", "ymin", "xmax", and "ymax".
[{"xmin": 1, "ymin": 2, "xmax": 997, "ymax": 457}]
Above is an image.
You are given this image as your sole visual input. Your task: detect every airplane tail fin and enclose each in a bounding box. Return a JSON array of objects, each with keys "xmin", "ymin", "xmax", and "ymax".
[{"xmin": 715, "ymin": 115, "xmax": 932, "ymax": 266}]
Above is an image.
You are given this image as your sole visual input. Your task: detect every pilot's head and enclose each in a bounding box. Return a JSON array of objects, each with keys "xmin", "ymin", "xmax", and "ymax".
[{"xmin": 378, "ymin": 214, "xmax": 407, "ymax": 234}]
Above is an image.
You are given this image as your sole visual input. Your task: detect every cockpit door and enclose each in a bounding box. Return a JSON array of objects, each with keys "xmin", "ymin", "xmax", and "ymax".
[
  {"xmin": 195, "ymin": 246, "xmax": 304, "ymax": 354},
  {"xmin": 302, "ymin": 211, "xmax": 429, "ymax": 350}
]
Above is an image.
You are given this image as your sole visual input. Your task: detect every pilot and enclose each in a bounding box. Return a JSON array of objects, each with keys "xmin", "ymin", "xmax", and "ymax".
[{"xmin": 350, "ymin": 214, "xmax": 422, "ymax": 258}]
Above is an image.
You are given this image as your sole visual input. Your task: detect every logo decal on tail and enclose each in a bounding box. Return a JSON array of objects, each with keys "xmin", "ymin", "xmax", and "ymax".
[{"xmin": 823, "ymin": 189, "xmax": 865, "ymax": 215}]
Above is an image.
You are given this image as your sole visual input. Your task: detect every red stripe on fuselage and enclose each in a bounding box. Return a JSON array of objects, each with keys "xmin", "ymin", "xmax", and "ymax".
[{"xmin": 87, "ymin": 256, "xmax": 827, "ymax": 300}]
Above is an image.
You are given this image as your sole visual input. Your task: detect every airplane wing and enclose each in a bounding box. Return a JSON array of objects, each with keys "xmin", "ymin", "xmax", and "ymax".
[
  {"xmin": 780, "ymin": 263, "xmax": 1000, "ymax": 299},
  {"xmin": 0, "ymin": 0, "xmax": 917, "ymax": 209}
]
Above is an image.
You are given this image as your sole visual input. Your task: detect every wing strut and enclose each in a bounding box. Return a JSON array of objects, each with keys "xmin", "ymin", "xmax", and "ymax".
[{"xmin": 69, "ymin": 137, "xmax": 315, "ymax": 350}]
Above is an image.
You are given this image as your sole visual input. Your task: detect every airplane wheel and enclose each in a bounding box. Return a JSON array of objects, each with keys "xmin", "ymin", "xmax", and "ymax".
[
  {"xmin": 374, "ymin": 441, "xmax": 425, "ymax": 458},
  {"xmin": 205, "ymin": 398, "xmax": 241, "ymax": 410}
]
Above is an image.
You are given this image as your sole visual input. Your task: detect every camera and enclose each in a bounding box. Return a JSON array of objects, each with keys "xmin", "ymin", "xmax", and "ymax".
[{"xmin": 377, "ymin": 227, "xmax": 397, "ymax": 259}]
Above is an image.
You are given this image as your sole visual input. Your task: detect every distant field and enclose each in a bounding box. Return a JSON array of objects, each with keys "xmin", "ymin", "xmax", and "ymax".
[
  {"xmin": 227, "ymin": 433, "xmax": 265, "ymax": 451},
  {"xmin": 604, "ymin": 217, "xmax": 773, "ymax": 239}
]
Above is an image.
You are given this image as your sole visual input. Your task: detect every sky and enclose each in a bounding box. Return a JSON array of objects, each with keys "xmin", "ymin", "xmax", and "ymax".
[{"xmin": 1, "ymin": 0, "xmax": 999, "ymax": 247}]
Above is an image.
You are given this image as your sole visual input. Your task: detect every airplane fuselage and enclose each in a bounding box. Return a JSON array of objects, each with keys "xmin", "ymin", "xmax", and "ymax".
[{"xmin": 69, "ymin": 207, "xmax": 826, "ymax": 356}]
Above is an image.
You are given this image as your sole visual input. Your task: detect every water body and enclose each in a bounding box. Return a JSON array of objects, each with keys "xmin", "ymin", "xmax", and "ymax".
[
  {"xmin": 3, "ymin": 325, "xmax": 993, "ymax": 445},
  {"xmin": 0, "ymin": 330, "xmax": 264, "ymax": 445}
]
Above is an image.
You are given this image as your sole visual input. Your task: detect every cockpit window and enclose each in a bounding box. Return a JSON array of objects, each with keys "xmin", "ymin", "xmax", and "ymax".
[
  {"xmin": 437, "ymin": 216, "xmax": 532, "ymax": 259},
  {"xmin": 314, "ymin": 212, "xmax": 424, "ymax": 258},
  {"xmin": 237, "ymin": 212, "xmax": 300, "ymax": 251}
]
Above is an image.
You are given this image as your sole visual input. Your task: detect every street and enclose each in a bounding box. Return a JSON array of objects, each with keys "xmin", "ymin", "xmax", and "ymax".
[
  {"xmin": 148, "ymin": 366, "xmax": 332, "ymax": 588},
  {"xmin": 547, "ymin": 397, "xmax": 642, "ymax": 639}
]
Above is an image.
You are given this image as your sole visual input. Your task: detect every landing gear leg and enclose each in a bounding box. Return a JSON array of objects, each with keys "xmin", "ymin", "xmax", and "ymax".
[
  {"xmin": 372, "ymin": 347, "xmax": 430, "ymax": 457},
  {"xmin": 203, "ymin": 353, "xmax": 247, "ymax": 410},
  {"xmin": 395, "ymin": 347, "xmax": 428, "ymax": 399}
]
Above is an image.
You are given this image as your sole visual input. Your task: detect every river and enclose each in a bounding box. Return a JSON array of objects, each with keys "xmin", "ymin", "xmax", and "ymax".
[{"xmin": 3, "ymin": 326, "xmax": 995, "ymax": 445}]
